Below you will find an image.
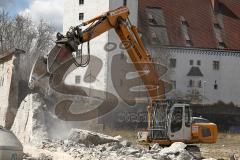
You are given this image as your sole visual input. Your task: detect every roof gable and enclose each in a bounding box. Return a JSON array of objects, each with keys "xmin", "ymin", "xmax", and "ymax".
[{"xmin": 187, "ymin": 67, "xmax": 203, "ymax": 77}]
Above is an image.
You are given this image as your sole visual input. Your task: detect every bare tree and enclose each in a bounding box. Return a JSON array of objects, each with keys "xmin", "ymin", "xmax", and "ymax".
[
  {"xmin": 0, "ymin": 10, "xmax": 55, "ymax": 79},
  {"xmin": 0, "ymin": 10, "xmax": 55, "ymax": 56}
]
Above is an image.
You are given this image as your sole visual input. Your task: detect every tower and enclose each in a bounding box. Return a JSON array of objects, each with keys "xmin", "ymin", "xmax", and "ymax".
[{"xmin": 63, "ymin": 0, "xmax": 138, "ymax": 99}]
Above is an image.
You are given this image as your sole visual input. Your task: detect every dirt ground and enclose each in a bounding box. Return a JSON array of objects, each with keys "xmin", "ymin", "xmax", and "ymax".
[
  {"xmin": 197, "ymin": 133, "xmax": 240, "ymax": 159},
  {"xmin": 102, "ymin": 129, "xmax": 240, "ymax": 160}
]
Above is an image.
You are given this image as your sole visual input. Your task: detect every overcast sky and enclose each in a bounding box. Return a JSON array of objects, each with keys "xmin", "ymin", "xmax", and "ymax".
[{"xmin": 0, "ymin": 0, "xmax": 64, "ymax": 31}]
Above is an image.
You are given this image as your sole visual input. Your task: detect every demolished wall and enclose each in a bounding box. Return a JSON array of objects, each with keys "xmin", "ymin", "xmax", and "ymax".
[
  {"xmin": 11, "ymin": 92, "xmax": 104, "ymax": 146},
  {"xmin": 0, "ymin": 49, "xmax": 26, "ymax": 129},
  {"xmin": 11, "ymin": 93, "xmax": 48, "ymax": 146},
  {"xmin": 0, "ymin": 48, "xmax": 104, "ymax": 146}
]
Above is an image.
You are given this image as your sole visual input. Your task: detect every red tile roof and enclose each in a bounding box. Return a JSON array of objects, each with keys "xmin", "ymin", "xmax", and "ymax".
[{"xmin": 138, "ymin": 0, "xmax": 240, "ymax": 50}]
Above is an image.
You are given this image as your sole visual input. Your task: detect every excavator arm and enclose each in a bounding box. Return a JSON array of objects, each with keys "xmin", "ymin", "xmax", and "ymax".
[
  {"xmin": 30, "ymin": 6, "xmax": 167, "ymax": 133},
  {"xmin": 29, "ymin": 6, "xmax": 218, "ymax": 145},
  {"xmin": 56, "ymin": 7, "xmax": 165, "ymax": 101}
]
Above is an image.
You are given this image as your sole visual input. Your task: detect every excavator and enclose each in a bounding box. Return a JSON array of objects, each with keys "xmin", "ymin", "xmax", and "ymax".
[{"xmin": 29, "ymin": 6, "xmax": 217, "ymax": 148}]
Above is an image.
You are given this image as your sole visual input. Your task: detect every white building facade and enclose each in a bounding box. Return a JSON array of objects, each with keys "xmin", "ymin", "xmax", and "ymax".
[
  {"xmin": 154, "ymin": 47, "xmax": 240, "ymax": 106},
  {"xmin": 63, "ymin": 0, "xmax": 138, "ymax": 100}
]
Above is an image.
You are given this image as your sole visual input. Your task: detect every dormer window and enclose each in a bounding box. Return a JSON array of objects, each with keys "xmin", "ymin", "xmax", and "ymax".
[
  {"xmin": 147, "ymin": 13, "xmax": 157, "ymax": 25},
  {"xmin": 180, "ymin": 16, "xmax": 189, "ymax": 26},
  {"xmin": 151, "ymin": 31, "xmax": 159, "ymax": 43},
  {"xmin": 180, "ymin": 16, "xmax": 192, "ymax": 47}
]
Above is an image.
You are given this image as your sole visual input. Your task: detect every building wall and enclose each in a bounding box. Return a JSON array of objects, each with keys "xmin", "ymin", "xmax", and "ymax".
[
  {"xmin": 154, "ymin": 47, "xmax": 240, "ymax": 106},
  {"xmin": 64, "ymin": 0, "xmax": 110, "ymax": 98},
  {"xmin": 61, "ymin": 1, "xmax": 240, "ymax": 128},
  {"xmin": 64, "ymin": 0, "xmax": 138, "ymax": 99},
  {"xmin": 107, "ymin": 0, "xmax": 138, "ymax": 99},
  {"xmin": 63, "ymin": 1, "xmax": 240, "ymax": 106},
  {"xmin": 62, "ymin": 0, "xmax": 139, "ymax": 127}
]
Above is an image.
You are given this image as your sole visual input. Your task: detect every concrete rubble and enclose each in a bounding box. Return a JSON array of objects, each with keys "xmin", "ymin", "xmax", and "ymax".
[
  {"xmin": 23, "ymin": 129, "xmax": 198, "ymax": 160},
  {"xmin": 67, "ymin": 129, "xmax": 119, "ymax": 146},
  {"xmin": 11, "ymin": 93, "xmax": 49, "ymax": 146}
]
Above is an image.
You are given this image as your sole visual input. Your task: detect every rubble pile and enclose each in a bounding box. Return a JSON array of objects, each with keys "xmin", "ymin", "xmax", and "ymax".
[
  {"xmin": 23, "ymin": 153, "xmax": 53, "ymax": 160},
  {"xmin": 11, "ymin": 93, "xmax": 48, "ymax": 146},
  {"xmin": 67, "ymin": 129, "xmax": 119, "ymax": 146},
  {"xmin": 25, "ymin": 129, "xmax": 197, "ymax": 160}
]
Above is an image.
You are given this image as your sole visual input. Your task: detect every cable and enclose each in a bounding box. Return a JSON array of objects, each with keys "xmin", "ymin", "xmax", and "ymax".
[
  {"xmin": 73, "ymin": 17, "xmax": 105, "ymax": 68},
  {"xmin": 73, "ymin": 41, "xmax": 90, "ymax": 67}
]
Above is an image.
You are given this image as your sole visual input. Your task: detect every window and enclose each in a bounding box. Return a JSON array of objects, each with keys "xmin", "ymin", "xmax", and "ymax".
[
  {"xmin": 79, "ymin": 0, "xmax": 84, "ymax": 5},
  {"xmin": 218, "ymin": 42, "xmax": 226, "ymax": 49},
  {"xmin": 146, "ymin": 7, "xmax": 169, "ymax": 45},
  {"xmin": 169, "ymin": 58, "xmax": 176, "ymax": 68},
  {"xmin": 180, "ymin": 16, "xmax": 189, "ymax": 26},
  {"xmin": 75, "ymin": 76, "xmax": 81, "ymax": 84},
  {"xmin": 213, "ymin": 15, "xmax": 223, "ymax": 29},
  {"xmin": 185, "ymin": 106, "xmax": 191, "ymax": 127},
  {"xmin": 198, "ymin": 80, "xmax": 202, "ymax": 88},
  {"xmin": 214, "ymin": 23, "xmax": 221, "ymax": 29},
  {"xmin": 213, "ymin": 22, "xmax": 227, "ymax": 49},
  {"xmin": 123, "ymin": 0, "xmax": 127, "ymax": 6},
  {"xmin": 214, "ymin": 80, "xmax": 218, "ymax": 90},
  {"xmin": 147, "ymin": 13, "xmax": 157, "ymax": 25},
  {"xmin": 171, "ymin": 107, "xmax": 183, "ymax": 133},
  {"xmin": 182, "ymin": 21, "xmax": 189, "ymax": 26},
  {"xmin": 190, "ymin": 60, "xmax": 194, "ymax": 65},
  {"xmin": 186, "ymin": 40, "xmax": 193, "ymax": 46},
  {"xmin": 150, "ymin": 31, "xmax": 159, "ymax": 43},
  {"xmin": 79, "ymin": 13, "xmax": 84, "ymax": 20},
  {"xmin": 146, "ymin": 7, "xmax": 166, "ymax": 26},
  {"xmin": 149, "ymin": 27, "xmax": 169, "ymax": 45},
  {"xmin": 189, "ymin": 79, "xmax": 194, "ymax": 87},
  {"xmin": 202, "ymin": 127, "xmax": 211, "ymax": 137},
  {"xmin": 197, "ymin": 60, "xmax": 201, "ymax": 66},
  {"xmin": 214, "ymin": 25, "xmax": 222, "ymax": 42},
  {"xmin": 213, "ymin": 61, "xmax": 220, "ymax": 70},
  {"xmin": 171, "ymin": 80, "xmax": 176, "ymax": 89},
  {"xmin": 180, "ymin": 16, "xmax": 192, "ymax": 47}
]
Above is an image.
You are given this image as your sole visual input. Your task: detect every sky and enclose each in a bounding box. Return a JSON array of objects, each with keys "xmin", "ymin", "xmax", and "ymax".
[{"xmin": 0, "ymin": 0, "xmax": 64, "ymax": 31}]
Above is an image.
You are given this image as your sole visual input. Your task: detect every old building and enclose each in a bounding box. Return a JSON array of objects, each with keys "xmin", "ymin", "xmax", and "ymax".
[
  {"xmin": 63, "ymin": 0, "xmax": 138, "ymax": 100},
  {"xmin": 138, "ymin": 0, "xmax": 240, "ymax": 49},
  {"xmin": 62, "ymin": 0, "xmax": 240, "ymax": 125},
  {"xmin": 152, "ymin": 46, "xmax": 240, "ymax": 105},
  {"xmin": 138, "ymin": 0, "xmax": 240, "ymax": 105},
  {"xmin": 0, "ymin": 49, "xmax": 27, "ymax": 129}
]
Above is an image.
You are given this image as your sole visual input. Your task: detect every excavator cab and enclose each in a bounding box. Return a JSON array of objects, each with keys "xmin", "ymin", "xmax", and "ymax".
[
  {"xmin": 138, "ymin": 103, "xmax": 217, "ymax": 145},
  {"xmin": 168, "ymin": 103, "xmax": 192, "ymax": 141},
  {"xmin": 168, "ymin": 104, "xmax": 218, "ymax": 144}
]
